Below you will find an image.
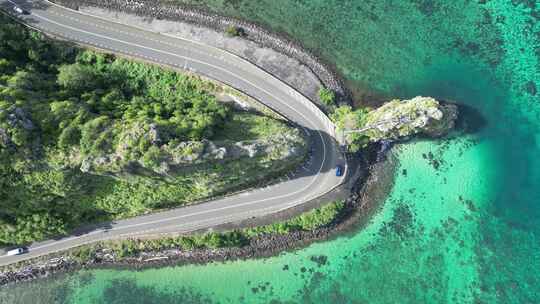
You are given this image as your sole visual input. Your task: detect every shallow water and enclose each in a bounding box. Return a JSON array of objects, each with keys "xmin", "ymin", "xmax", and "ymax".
[{"xmin": 2, "ymin": 0, "xmax": 540, "ymax": 303}]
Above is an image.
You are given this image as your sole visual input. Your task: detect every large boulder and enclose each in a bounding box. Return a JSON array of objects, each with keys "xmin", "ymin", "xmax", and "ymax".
[{"xmin": 363, "ymin": 96, "xmax": 458, "ymax": 141}]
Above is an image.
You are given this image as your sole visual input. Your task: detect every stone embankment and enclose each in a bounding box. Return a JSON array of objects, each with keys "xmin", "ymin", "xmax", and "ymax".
[
  {"xmin": 0, "ymin": 144, "xmax": 395, "ymax": 286},
  {"xmin": 0, "ymin": 0, "xmax": 404, "ymax": 287}
]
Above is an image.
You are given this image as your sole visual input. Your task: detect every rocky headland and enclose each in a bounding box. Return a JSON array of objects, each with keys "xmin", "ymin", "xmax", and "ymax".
[
  {"xmin": 362, "ymin": 96, "xmax": 458, "ymax": 140},
  {"xmin": 333, "ymin": 96, "xmax": 458, "ymax": 150},
  {"xmin": 0, "ymin": 2, "xmax": 459, "ymax": 286}
]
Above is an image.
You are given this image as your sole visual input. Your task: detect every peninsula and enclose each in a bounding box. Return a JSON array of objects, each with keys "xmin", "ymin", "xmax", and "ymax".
[{"xmin": 0, "ymin": 0, "xmax": 457, "ymax": 285}]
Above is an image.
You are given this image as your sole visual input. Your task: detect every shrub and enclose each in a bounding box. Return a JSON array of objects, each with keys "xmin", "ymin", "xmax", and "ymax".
[
  {"xmin": 245, "ymin": 200, "xmax": 345, "ymax": 237},
  {"xmin": 225, "ymin": 25, "xmax": 246, "ymax": 37},
  {"xmin": 318, "ymin": 88, "xmax": 336, "ymax": 107},
  {"xmin": 57, "ymin": 63, "xmax": 101, "ymax": 93}
]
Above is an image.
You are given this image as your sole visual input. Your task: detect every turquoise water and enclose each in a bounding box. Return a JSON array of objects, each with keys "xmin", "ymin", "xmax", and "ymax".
[{"xmin": 2, "ymin": 0, "xmax": 540, "ymax": 303}]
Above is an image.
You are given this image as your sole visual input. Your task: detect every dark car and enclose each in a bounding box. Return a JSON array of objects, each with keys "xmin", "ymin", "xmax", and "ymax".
[{"xmin": 335, "ymin": 165, "xmax": 344, "ymax": 177}]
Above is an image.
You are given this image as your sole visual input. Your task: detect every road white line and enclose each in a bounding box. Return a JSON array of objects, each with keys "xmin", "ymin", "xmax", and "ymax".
[
  {"xmin": 0, "ymin": 0, "xmax": 344, "ymax": 261},
  {"xmin": 6, "ymin": 11, "xmax": 330, "ymax": 246}
]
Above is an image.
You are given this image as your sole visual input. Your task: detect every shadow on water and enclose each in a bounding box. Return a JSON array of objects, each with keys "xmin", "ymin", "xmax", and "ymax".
[{"xmin": 453, "ymin": 103, "xmax": 489, "ymax": 134}]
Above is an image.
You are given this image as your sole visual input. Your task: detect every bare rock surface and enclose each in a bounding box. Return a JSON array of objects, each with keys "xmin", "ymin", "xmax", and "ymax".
[{"xmin": 363, "ymin": 96, "xmax": 458, "ymax": 141}]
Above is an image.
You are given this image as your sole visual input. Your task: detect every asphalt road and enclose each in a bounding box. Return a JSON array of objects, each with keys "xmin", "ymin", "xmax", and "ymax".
[{"xmin": 0, "ymin": 0, "xmax": 345, "ymax": 266}]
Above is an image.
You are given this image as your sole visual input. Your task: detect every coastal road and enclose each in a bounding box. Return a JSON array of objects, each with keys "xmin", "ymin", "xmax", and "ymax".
[{"xmin": 0, "ymin": 0, "xmax": 345, "ymax": 266}]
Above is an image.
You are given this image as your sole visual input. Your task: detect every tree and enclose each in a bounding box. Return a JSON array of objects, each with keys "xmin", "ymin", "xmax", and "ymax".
[
  {"xmin": 142, "ymin": 146, "xmax": 163, "ymax": 169},
  {"xmin": 76, "ymin": 50, "xmax": 113, "ymax": 71},
  {"xmin": 98, "ymin": 89, "xmax": 126, "ymax": 116},
  {"xmin": 0, "ymin": 58, "xmax": 12, "ymax": 75},
  {"xmin": 80, "ymin": 116, "xmax": 112, "ymax": 155},
  {"xmin": 225, "ymin": 25, "xmax": 246, "ymax": 37},
  {"xmin": 58, "ymin": 125, "xmax": 81, "ymax": 149},
  {"xmin": 7, "ymin": 71, "xmax": 39, "ymax": 90},
  {"xmin": 0, "ymin": 213, "xmax": 66, "ymax": 245},
  {"xmin": 49, "ymin": 100, "xmax": 80, "ymax": 129},
  {"xmin": 318, "ymin": 87, "xmax": 336, "ymax": 107},
  {"xmin": 331, "ymin": 106, "xmax": 371, "ymax": 152},
  {"xmin": 57, "ymin": 64, "xmax": 100, "ymax": 93}
]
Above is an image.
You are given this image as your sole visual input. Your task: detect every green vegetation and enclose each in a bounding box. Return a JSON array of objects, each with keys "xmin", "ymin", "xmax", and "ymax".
[
  {"xmin": 331, "ymin": 105, "xmax": 370, "ymax": 152},
  {"xmin": 318, "ymin": 87, "xmax": 336, "ymax": 107},
  {"xmin": 359, "ymin": 97, "xmax": 457, "ymax": 141},
  {"xmin": 91, "ymin": 231, "xmax": 250, "ymax": 259},
  {"xmin": 224, "ymin": 25, "xmax": 246, "ymax": 37},
  {"xmin": 62, "ymin": 200, "xmax": 345, "ymax": 262},
  {"xmin": 212, "ymin": 112, "xmax": 289, "ymax": 141},
  {"xmin": 245, "ymin": 200, "xmax": 345, "ymax": 236},
  {"xmin": 0, "ymin": 15, "xmax": 305, "ymax": 246},
  {"xmin": 332, "ymin": 97, "xmax": 457, "ymax": 152}
]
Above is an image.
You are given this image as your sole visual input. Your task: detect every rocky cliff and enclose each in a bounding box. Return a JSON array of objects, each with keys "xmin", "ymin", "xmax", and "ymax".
[
  {"xmin": 333, "ymin": 96, "xmax": 458, "ymax": 150},
  {"xmin": 72, "ymin": 123, "xmax": 306, "ymax": 181},
  {"xmin": 362, "ymin": 96, "xmax": 458, "ymax": 141}
]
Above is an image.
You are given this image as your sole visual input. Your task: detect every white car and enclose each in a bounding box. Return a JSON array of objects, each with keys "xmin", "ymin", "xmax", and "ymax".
[
  {"xmin": 6, "ymin": 248, "xmax": 26, "ymax": 256},
  {"xmin": 13, "ymin": 6, "xmax": 26, "ymax": 14}
]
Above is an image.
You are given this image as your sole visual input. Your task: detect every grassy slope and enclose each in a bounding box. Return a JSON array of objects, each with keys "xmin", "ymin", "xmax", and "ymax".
[
  {"xmin": 87, "ymin": 113, "xmax": 306, "ymax": 219},
  {"xmin": 0, "ymin": 15, "xmax": 306, "ymax": 246}
]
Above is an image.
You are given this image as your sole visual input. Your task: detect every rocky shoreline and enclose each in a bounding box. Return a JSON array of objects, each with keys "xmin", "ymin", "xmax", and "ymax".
[
  {"xmin": 0, "ymin": 145, "xmax": 397, "ymax": 286},
  {"xmin": 48, "ymin": 0, "xmax": 351, "ymax": 104},
  {"xmin": 0, "ymin": 0, "xmax": 390, "ymax": 286}
]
